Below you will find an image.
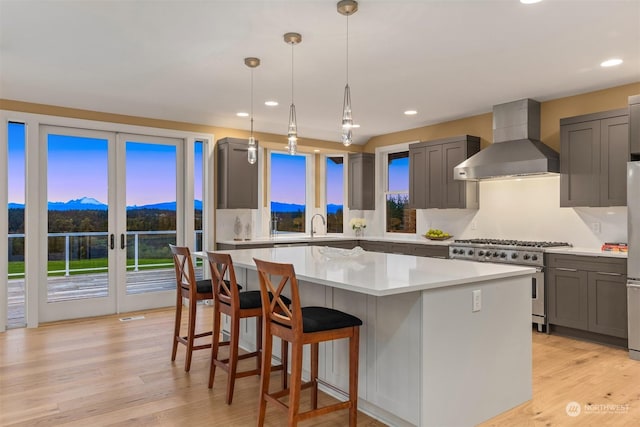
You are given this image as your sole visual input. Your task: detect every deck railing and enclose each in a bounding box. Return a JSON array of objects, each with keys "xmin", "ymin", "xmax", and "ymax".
[{"xmin": 8, "ymin": 230, "xmax": 203, "ymax": 277}]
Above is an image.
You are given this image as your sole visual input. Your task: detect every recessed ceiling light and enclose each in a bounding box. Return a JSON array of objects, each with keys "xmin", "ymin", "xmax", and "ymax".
[
  {"xmin": 351, "ymin": 124, "xmax": 360, "ymax": 128},
  {"xmin": 520, "ymin": 0, "xmax": 542, "ymax": 4},
  {"xmin": 600, "ymin": 58, "xmax": 623, "ymax": 67},
  {"xmin": 314, "ymin": 149, "xmax": 320, "ymax": 153},
  {"xmin": 265, "ymin": 101, "xmax": 279, "ymax": 106},
  {"xmin": 236, "ymin": 112, "xmax": 249, "ymax": 117},
  {"xmin": 404, "ymin": 110, "xmax": 418, "ymax": 116}
]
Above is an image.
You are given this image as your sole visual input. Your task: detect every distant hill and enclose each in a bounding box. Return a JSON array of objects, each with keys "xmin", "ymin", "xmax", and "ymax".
[
  {"xmin": 271, "ymin": 202, "xmax": 343, "ymax": 214},
  {"xmin": 8, "ymin": 197, "xmax": 203, "ymax": 211}
]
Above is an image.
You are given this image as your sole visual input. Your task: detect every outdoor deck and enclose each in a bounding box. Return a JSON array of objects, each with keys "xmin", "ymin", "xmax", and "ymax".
[{"xmin": 7, "ymin": 268, "xmax": 204, "ymax": 328}]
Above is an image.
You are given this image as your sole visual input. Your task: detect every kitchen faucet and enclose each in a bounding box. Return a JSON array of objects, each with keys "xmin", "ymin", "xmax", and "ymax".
[{"xmin": 310, "ymin": 214, "xmax": 326, "ymax": 238}]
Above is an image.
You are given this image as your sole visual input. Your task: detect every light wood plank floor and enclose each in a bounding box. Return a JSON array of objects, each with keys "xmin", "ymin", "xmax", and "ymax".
[{"xmin": 1, "ymin": 306, "xmax": 639, "ymax": 427}]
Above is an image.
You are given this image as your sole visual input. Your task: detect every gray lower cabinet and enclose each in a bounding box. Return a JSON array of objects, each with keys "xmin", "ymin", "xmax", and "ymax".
[
  {"xmin": 217, "ymin": 137, "xmax": 258, "ymax": 209},
  {"xmin": 547, "ymin": 254, "xmax": 627, "ymax": 339},
  {"xmin": 560, "ymin": 109, "xmax": 629, "ymax": 207},
  {"xmin": 348, "ymin": 153, "xmax": 375, "ymax": 210},
  {"xmin": 631, "ymin": 94, "xmax": 640, "ymax": 157},
  {"xmin": 409, "ymin": 135, "xmax": 480, "ymax": 209}
]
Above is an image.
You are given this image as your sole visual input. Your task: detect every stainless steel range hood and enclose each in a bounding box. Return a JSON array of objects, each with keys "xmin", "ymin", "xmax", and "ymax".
[{"xmin": 454, "ymin": 99, "xmax": 559, "ymax": 180}]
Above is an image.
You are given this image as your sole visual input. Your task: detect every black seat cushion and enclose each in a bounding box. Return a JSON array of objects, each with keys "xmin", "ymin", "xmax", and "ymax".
[
  {"xmin": 195, "ymin": 279, "xmax": 213, "ymax": 294},
  {"xmin": 220, "ymin": 291, "xmax": 291, "ymax": 310},
  {"xmin": 301, "ymin": 306, "xmax": 363, "ymax": 333}
]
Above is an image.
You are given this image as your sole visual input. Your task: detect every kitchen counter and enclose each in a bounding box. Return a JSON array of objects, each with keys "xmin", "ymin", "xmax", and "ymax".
[
  {"xmin": 545, "ymin": 246, "xmax": 628, "ymax": 258},
  {"xmin": 216, "ymin": 234, "xmax": 453, "ymax": 247},
  {"xmin": 200, "ymin": 246, "xmax": 534, "ymax": 297},
  {"xmin": 196, "ymin": 246, "xmax": 533, "ymax": 426}
]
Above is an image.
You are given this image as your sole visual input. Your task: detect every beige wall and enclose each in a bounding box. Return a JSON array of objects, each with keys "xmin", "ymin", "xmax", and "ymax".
[{"xmin": 363, "ymin": 82, "xmax": 640, "ymax": 153}]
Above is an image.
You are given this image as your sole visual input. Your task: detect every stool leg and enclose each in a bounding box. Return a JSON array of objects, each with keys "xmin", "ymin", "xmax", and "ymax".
[
  {"xmin": 171, "ymin": 294, "xmax": 182, "ymax": 362},
  {"xmin": 185, "ymin": 297, "xmax": 197, "ymax": 372},
  {"xmin": 281, "ymin": 338, "xmax": 288, "ymax": 390},
  {"xmin": 288, "ymin": 342, "xmax": 303, "ymax": 427},
  {"xmin": 349, "ymin": 327, "xmax": 360, "ymax": 427},
  {"xmin": 257, "ymin": 326, "xmax": 273, "ymax": 427},
  {"xmin": 226, "ymin": 313, "xmax": 240, "ymax": 404},
  {"xmin": 310, "ymin": 342, "xmax": 319, "ymax": 410},
  {"xmin": 255, "ymin": 316, "xmax": 262, "ymax": 372},
  {"xmin": 208, "ymin": 304, "xmax": 222, "ymax": 389}
]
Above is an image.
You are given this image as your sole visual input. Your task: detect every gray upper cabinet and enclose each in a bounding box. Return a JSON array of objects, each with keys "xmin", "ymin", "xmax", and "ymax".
[
  {"xmin": 409, "ymin": 135, "xmax": 480, "ymax": 209},
  {"xmin": 560, "ymin": 109, "xmax": 629, "ymax": 207},
  {"xmin": 630, "ymin": 95, "xmax": 640, "ymax": 157},
  {"xmin": 216, "ymin": 137, "xmax": 258, "ymax": 209},
  {"xmin": 348, "ymin": 153, "xmax": 375, "ymax": 210}
]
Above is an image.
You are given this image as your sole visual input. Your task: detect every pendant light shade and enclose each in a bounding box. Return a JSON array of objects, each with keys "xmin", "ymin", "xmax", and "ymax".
[
  {"xmin": 244, "ymin": 57, "xmax": 260, "ymax": 164},
  {"xmin": 284, "ymin": 32, "xmax": 302, "ymax": 155},
  {"xmin": 338, "ymin": 0, "xmax": 358, "ymax": 147}
]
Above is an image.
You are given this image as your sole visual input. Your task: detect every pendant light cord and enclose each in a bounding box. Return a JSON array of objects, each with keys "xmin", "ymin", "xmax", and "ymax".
[
  {"xmin": 346, "ymin": 14, "xmax": 349, "ymax": 84},
  {"xmin": 250, "ymin": 67, "xmax": 254, "ymax": 136},
  {"xmin": 291, "ymin": 42, "xmax": 295, "ymax": 105}
]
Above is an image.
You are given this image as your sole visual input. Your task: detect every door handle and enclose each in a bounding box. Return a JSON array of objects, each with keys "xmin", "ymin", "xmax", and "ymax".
[
  {"xmin": 120, "ymin": 233, "xmax": 126, "ymax": 249},
  {"xmin": 110, "ymin": 234, "xmax": 115, "ymax": 250},
  {"xmin": 596, "ymin": 271, "xmax": 622, "ymax": 277}
]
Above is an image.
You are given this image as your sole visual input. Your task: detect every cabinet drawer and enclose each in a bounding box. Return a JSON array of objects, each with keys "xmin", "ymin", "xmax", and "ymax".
[
  {"xmin": 412, "ymin": 245, "xmax": 448, "ymax": 258},
  {"xmin": 546, "ymin": 254, "xmax": 626, "ymax": 274}
]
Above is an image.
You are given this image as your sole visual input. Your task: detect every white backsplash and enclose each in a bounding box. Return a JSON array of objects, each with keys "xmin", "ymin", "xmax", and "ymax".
[{"xmin": 418, "ymin": 175, "xmax": 627, "ymax": 248}]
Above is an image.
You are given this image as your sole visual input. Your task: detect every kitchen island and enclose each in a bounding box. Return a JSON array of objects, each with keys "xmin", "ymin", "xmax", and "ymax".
[{"xmin": 196, "ymin": 246, "xmax": 535, "ymax": 427}]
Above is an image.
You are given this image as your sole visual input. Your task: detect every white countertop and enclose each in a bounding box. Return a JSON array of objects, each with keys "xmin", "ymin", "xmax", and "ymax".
[
  {"xmin": 195, "ymin": 246, "xmax": 535, "ymax": 297},
  {"xmin": 545, "ymin": 246, "xmax": 628, "ymax": 258},
  {"xmin": 217, "ymin": 234, "xmax": 452, "ymax": 246}
]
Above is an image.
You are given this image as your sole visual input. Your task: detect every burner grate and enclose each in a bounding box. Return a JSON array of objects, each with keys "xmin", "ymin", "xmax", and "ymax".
[{"xmin": 453, "ymin": 238, "xmax": 571, "ymax": 248}]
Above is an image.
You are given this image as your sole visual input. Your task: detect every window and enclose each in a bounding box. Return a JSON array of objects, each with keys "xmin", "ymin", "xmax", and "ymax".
[
  {"xmin": 270, "ymin": 152, "xmax": 306, "ymax": 233},
  {"xmin": 326, "ymin": 156, "xmax": 344, "ymax": 233},
  {"xmin": 386, "ymin": 151, "xmax": 416, "ymax": 233},
  {"xmin": 7, "ymin": 122, "xmax": 26, "ymax": 328},
  {"xmin": 194, "ymin": 141, "xmax": 203, "ymax": 252}
]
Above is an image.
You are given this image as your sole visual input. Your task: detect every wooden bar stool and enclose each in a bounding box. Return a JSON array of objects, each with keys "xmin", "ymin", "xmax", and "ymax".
[
  {"xmin": 253, "ymin": 258, "xmax": 362, "ymax": 427},
  {"xmin": 207, "ymin": 252, "xmax": 288, "ymax": 404},
  {"xmin": 169, "ymin": 244, "xmax": 213, "ymax": 372}
]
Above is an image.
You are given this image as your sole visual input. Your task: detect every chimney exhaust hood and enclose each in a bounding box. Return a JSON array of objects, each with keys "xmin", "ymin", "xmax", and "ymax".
[{"xmin": 454, "ymin": 99, "xmax": 559, "ymax": 180}]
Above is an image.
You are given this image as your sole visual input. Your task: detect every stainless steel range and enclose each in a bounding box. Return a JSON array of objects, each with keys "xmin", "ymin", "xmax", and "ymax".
[{"xmin": 449, "ymin": 238, "xmax": 572, "ymax": 331}]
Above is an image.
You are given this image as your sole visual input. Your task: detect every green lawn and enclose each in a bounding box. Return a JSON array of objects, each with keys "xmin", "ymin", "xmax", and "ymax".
[{"xmin": 7, "ymin": 258, "xmax": 184, "ymax": 278}]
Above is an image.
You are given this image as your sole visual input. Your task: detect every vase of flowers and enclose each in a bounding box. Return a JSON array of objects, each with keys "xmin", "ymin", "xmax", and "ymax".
[{"xmin": 350, "ymin": 217, "xmax": 367, "ymax": 237}]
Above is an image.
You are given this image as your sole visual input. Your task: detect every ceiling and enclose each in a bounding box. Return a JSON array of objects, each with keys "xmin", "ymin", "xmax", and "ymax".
[{"xmin": 1, "ymin": 0, "xmax": 639, "ymax": 145}]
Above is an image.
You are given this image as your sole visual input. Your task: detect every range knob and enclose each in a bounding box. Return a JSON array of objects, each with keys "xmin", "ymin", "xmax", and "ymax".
[
  {"xmin": 468, "ymin": 250, "xmax": 474, "ymax": 255},
  {"xmin": 452, "ymin": 248, "xmax": 459, "ymax": 254},
  {"xmin": 511, "ymin": 253, "xmax": 518, "ymax": 259},
  {"xmin": 532, "ymin": 254, "xmax": 538, "ymax": 261},
  {"xmin": 523, "ymin": 254, "xmax": 530, "ymax": 260},
  {"xmin": 478, "ymin": 250, "xmax": 485, "ymax": 256},
  {"xmin": 500, "ymin": 252, "xmax": 507, "ymax": 258},
  {"xmin": 493, "ymin": 252, "xmax": 499, "ymax": 257},
  {"xmin": 485, "ymin": 251, "xmax": 492, "ymax": 257}
]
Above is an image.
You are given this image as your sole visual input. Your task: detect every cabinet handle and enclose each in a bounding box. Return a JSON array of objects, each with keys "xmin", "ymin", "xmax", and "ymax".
[
  {"xmin": 555, "ymin": 267, "xmax": 578, "ymax": 272},
  {"xmin": 596, "ymin": 271, "xmax": 623, "ymax": 277}
]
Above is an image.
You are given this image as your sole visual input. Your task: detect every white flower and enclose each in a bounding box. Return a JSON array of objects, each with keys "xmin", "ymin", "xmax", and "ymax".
[{"xmin": 349, "ymin": 217, "xmax": 367, "ymax": 230}]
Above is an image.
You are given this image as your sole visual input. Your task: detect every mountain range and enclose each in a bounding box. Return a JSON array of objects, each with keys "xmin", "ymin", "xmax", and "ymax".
[
  {"xmin": 8, "ymin": 197, "xmax": 203, "ymax": 211},
  {"xmin": 271, "ymin": 202, "xmax": 343, "ymax": 214},
  {"xmin": 8, "ymin": 197, "xmax": 342, "ymax": 213}
]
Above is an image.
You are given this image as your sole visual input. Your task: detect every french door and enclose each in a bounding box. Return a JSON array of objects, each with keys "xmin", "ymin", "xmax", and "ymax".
[{"xmin": 39, "ymin": 126, "xmax": 183, "ymax": 322}]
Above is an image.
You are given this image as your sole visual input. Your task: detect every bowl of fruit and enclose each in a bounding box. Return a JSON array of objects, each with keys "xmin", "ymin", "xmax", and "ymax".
[{"xmin": 424, "ymin": 228, "xmax": 452, "ymax": 240}]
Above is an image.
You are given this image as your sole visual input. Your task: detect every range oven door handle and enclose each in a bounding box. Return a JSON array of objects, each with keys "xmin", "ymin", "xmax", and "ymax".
[{"xmin": 628, "ymin": 282, "xmax": 640, "ymax": 289}]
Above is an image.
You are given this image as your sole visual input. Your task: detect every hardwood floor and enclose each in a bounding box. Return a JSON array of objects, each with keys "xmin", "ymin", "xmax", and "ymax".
[{"xmin": 1, "ymin": 306, "xmax": 639, "ymax": 426}]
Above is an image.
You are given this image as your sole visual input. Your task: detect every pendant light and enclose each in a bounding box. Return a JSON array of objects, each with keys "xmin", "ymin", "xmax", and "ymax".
[
  {"xmin": 244, "ymin": 57, "xmax": 260, "ymax": 164},
  {"xmin": 338, "ymin": 0, "xmax": 358, "ymax": 147},
  {"xmin": 284, "ymin": 32, "xmax": 302, "ymax": 155}
]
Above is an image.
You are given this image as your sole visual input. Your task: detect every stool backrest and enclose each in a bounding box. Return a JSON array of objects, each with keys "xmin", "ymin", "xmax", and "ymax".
[
  {"xmin": 254, "ymin": 258, "xmax": 302, "ymax": 335},
  {"xmin": 169, "ymin": 244, "xmax": 198, "ymax": 298},
  {"xmin": 206, "ymin": 252, "xmax": 241, "ymax": 309}
]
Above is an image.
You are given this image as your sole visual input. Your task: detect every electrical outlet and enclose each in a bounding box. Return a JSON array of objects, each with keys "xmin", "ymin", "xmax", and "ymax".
[
  {"xmin": 591, "ymin": 222, "xmax": 601, "ymax": 233},
  {"xmin": 472, "ymin": 290, "xmax": 481, "ymax": 312},
  {"xmin": 471, "ymin": 221, "xmax": 477, "ymax": 230}
]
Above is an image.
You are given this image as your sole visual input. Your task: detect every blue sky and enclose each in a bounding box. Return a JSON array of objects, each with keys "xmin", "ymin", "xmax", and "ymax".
[
  {"xmin": 326, "ymin": 157, "xmax": 343, "ymax": 205},
  {"xmin": 388, "ymin": 156, "xmax": 409, "ymax": 191},
  {"xmin": 271, "ymin": 152, "xmax": 306, "ymax": 204}
]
